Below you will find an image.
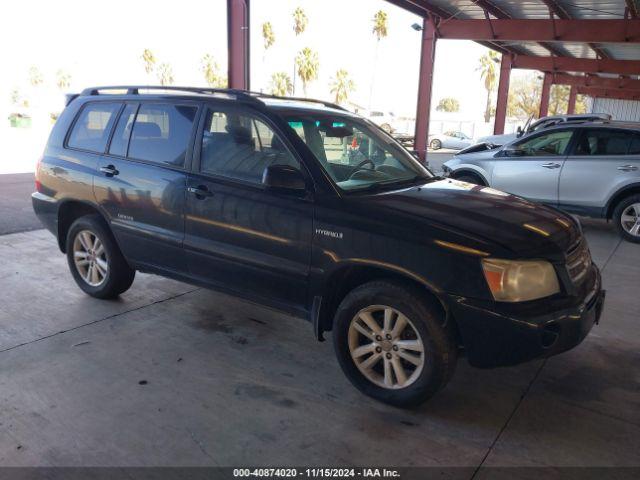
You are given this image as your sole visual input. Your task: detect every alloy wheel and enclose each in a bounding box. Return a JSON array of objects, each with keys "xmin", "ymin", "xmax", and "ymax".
[
  {"xmin": 348, "ymin": 305, "xmax": 425, "ymax": 389},
  {"xmin": 73, "ymin": 230, "xmax": 108, "ymax": 287},
  {"xmin": 621, "ymin": 203, "xmax": 640, "ymax": 237}
]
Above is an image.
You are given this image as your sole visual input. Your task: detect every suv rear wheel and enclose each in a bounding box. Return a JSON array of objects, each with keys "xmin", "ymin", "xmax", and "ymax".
[
  {"xmin": 332, "ymin": 280, "xmax": 457, "ymax": 407},
  {"xmin": 66, "ymin": 215, "xmax": 135, "ymax": 298},
  {"xmin": 613, "ymin": 194, "xmax": 640, "ymax": 243}
]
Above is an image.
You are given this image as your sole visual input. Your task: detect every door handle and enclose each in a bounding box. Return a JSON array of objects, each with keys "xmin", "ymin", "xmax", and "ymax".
[
  {"xmin": 99, "ymin": 165, "xmax": 119, "ymax": 176},
  {"xmin": 541, "ymin": 162, "xmax": 561, "ymax": 169},
  {"xmin": 617, "ymin": 165, "xmax": 638, "ymax": 172},
  {"xmin": 187, "ymin": 185, "xmax": 214, "ymax": 199}
]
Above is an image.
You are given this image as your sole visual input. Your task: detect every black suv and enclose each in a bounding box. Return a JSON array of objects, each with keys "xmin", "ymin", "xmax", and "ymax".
[{"xmin": 33, "ymin": 86, "xmax": 605, "ymax": 407}]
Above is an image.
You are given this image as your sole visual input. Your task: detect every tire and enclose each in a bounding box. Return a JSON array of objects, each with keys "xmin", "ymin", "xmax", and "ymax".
[
  {"xmin": 66, "ymin": 214, "xmax": 135, "ymax": 298},
  {"xmin": 455, "ymin": 173, "xmax": 482, "ymax": 185},
  {"xmin": 613, "ymin": 194, "xmax": 640, "ymax": 243},
  {"xmin": 430, "ymin": 139, "xmax": 442, "ymax": 150},
  {"xmin": 380, "ymin": 123, "xmax": 393, "ymax": 133},
  {"xmin": 332, "ymin": 280, "xmax": 457, "ymax": 408}
]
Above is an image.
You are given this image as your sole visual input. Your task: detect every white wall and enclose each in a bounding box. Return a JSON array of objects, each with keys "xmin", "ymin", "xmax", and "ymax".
[{"xmin": 588, "ymin": 97, "xmax": 640, "ymax": 121}]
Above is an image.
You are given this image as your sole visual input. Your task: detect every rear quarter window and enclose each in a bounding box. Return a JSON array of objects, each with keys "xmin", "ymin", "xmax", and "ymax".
[{"xmin": 67, "ymin": 102, "xmax": 121, "ymax": 153}]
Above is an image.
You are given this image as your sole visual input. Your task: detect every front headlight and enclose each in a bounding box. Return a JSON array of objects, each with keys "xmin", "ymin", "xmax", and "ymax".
[{"xmin": 481, "ymin": 258, "xmax": 560, "ymax": 302}]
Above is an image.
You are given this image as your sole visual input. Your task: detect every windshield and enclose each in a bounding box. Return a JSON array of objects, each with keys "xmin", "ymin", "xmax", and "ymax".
[{"xmin": 279, "ymin": 111, "xmax": 432, "ymax": 191}]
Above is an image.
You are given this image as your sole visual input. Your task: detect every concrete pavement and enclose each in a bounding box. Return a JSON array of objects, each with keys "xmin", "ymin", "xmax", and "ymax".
[
  {"xmin": 0, "ymin": 173, "xmax": 40, "ymax": 235},
  {"xmin": 0, "ymin": 220, "xmax": 638, "ymax": 470}
]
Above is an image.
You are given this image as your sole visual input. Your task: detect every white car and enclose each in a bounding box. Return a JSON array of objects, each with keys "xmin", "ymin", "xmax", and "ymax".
[{"xmin": 428, "ymin": 131, "xmax": 474, "ymax": 150}]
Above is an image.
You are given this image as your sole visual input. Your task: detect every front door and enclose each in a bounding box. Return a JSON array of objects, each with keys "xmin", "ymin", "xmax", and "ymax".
[
  {"xmin": 184, "ymin": 106, "xmax": 313, "ymax": 312},
  {"xmin": 491, "ymin": 129, "xmax": 576, "ymax": 205},
  {"xmin": 94, "ymin": 101, "xmax": 200, "ymax": 273}
]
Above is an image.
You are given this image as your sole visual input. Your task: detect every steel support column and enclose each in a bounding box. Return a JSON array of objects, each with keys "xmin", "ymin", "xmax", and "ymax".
[
  {"xmin": 494, "ymin": 54, "xmax": 512, "ymax": 135},
  {"xmin": 414, "ymin": 17, "xmax": 437, "ymax": 164},
  {"xmin": 567, "ymin": 86, "xmax": 577, "ymax": 114},
  {"xmin": 227, "ymin": 0, "xmax": 250, "ymax": 90},
  {"xmin": 539, "ymin": 73, "xmax": 552, "ymax": 118}
]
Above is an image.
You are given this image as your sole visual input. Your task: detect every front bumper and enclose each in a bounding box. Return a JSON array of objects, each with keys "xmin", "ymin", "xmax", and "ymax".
[{"xmin": 447, "ymin": 265, "xmax": 604, "ymax": 368}]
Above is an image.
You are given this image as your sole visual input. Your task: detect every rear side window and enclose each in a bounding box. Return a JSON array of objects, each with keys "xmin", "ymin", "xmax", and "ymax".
[
  {"xmin": 575, "ymin": 129, "xmax": 634, "ymax": 156},
  {"xmin": 67, "ymin": 102, "xmax": 121, "ymax": 153},
  {"xmin": 127, "ymin": 103, "xmax": 198, "ymax": 167},
  {"xmin": 200, "ymin": 110, "xmax": 299, "ymax": 184}
]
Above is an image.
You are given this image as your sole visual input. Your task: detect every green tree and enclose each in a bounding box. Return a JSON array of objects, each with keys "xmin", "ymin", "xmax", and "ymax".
[
  {"xmin": 156, "ymin": 63, "xmax": 174, "ymax": 86},
  {"xmin": 476, "ymin": 51, "xmax": 500, "ymax": 122},
  {"xmin": 201, "ymin": 54, "xmax": 226, "ymax": 88},
  {"xmin": 507, "ymin": 74, "xmax": 540, "ymax": 119},
  {"xmin": 270, "ymin": 72, "xmax": 293, "ymax": 96},
  {"xmin": 28, "ymin": 66, "xmax": 43, "ymax": 87},
  {"xmin": 292, "ymin": 7, "xmax": 308, "ymax": 35},
  {"xmin": 370, "ymin": 10, "xmax": 388, "ymax": 107},
  {"xmin": 56, "ymin": 70, "xmax": 71, "ymax": 91},
  {"xmin": 330, "ymin": 69, "xmax": 355, "ymax": 104},
  {"xmin": 141, "ymin": 49, "xmax": 156, "ymax": 76},
  {"xmin": 295, "ymin": 47, "xmax": 319, "ymax": 96},
  {"xmin": 436, "ymin": 97, "xmax": 460, "ymax": 112}
]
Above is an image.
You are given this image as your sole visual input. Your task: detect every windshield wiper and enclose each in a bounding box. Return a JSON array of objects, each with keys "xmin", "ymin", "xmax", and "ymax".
[{"xmin": 354, "ymin": 175, "xmax": 436, "ymax": 193}]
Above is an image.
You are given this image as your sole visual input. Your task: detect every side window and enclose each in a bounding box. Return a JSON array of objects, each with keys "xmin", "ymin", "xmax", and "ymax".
[
  {"xmin": 108, "ymin": 104, "xmax": 138, "ymax": 157},
  {"xmin": 200, "ymin": 110, "xmax": 299, "ymax": 184},
  {"xmin": 629, "ymin": 134, "xmax": 640, "ymax": 155},
  {"xmin": 513, "ymin": 130, "xmax": 573, "ymax": 157},
  {"xmin": 128, "ymin": 103, "xmax": 198, "ymax": 166},
  {"xmin": 67, "ymin": 102, "xmax": 121, "ymax": 153},
  {"xmin": 575, "ymin": 129, "xmax": 634, "ymax": 156}
]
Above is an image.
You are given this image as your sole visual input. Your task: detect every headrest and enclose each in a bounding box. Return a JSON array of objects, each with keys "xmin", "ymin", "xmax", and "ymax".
[
  {"xmin": 134, "ymin": 122, "xmax": 162, "ymax": 138},
  {"xmin": 226, "ymin": 124, "xmax": 253, "ymax": 144}
]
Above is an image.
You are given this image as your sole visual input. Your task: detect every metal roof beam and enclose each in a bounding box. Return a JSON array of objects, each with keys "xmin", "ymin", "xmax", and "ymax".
[
  {"xmin": 552, "ymin": 72, "xmax": 640, "ymax": 91},
  {"xmin": 435, "ymin": 19, "xmax": 640, "ymax": 43},
  {"xmin": 512, "ymin": 55, "xmax": 640, "ymax": 76}
]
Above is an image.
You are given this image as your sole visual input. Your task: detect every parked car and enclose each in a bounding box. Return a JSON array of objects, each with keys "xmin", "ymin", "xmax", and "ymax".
[
  {"xmin": 367, "ymin": 110, "xmax": 397, "ymax": 133},
  {"xmin": 443, "ymin": 122, "xmax": 640, "ymax": 242},
  {"xmin": 33, "ymin": 86, "xmax": 604, "ymax": 407},
  {"xmin": 429, "ymin": 130, "xmax": 473, "ymax": 150},
  {"xmin": 477, "ymin": 113, "xmax": 612, "ymax": 147}
]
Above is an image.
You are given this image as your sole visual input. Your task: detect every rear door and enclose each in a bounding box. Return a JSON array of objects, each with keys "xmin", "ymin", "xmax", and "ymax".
[
  {"xmin": 183, "ymin": 105, "xmax": 313, "ymax": 312},
  {"xmin": 559, "ymin": 128, "xmax": 640, "ymax": 216},
  {"xmin": 93, "ymin": 100, "xmax": 201, "ymax": 273},
  {"xmin": 491, "ymin": 129, "xmax": 576, "ymax": 205}
]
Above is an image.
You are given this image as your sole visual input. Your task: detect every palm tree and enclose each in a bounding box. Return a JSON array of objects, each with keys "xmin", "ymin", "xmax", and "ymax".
[
  {"xmin": 270, "ymin": 72, "xmax": 293, "ymax": 96},
  {"xmin": 292, "ymin": 7, "xmax": 308, "ymax": 35},
  {"xmin": 156, "ymin": 63, "xmax": 174, "ymax": 86},
  {"xmin": 28, "ymin": 67, "xmax": 43, "ymax": 87},
  {"xmin": 262, "ymin": 22, "xmax": 275, "ymax": 50},
  {"xmin": 141, "ymin": 49, "xmax": 156, "ymax": 76},
  {"xmin": 370, "ymin": 10, "xmax": 388, "ymax": 107},
  {"xmin": 330, "ymin": 69, "xmax": 355, "ymax": 104},
  {"xmin": 436, "ymin": 97, "xmax": 460, "ymax": 112},
  {"xmin": 56, "ymin": 70, "xmax": 71, "ymax": 91},
  {"xmin": 295, "ymin": 47, "xmax": 319, "ymax": 96},
  {"xmin": 476, "ymin": 51, "xmax": 500, "ymax": 122},
  {"xmin": 201, "ymin": 54, "xmax": 226, "ymax": 88}
]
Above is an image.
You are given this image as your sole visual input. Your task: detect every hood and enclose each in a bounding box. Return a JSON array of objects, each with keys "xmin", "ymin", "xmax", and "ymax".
[{"xmin": 362, "ymin": 179, "xmax": 580, "ymax": 258}]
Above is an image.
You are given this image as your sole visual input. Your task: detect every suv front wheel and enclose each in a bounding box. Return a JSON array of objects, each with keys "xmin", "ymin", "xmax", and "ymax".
[
  {"xmin": 613, "ymin": 194, "xmax": 640, "ymax": 243},
  {"xmin": 332, "ymin": 281, "xmax": 457, "ymax": 407},
  {"xmin": 66, "ymin": 215, "xmax": 135, "ymax": 298}
]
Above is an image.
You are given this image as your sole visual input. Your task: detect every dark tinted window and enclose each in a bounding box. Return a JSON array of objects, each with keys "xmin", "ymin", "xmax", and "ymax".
[
  {"xmin": 575, "ymin": 129, "xmax": 634, "ymax": 156},
  {"xmin": 200, "ymin": 110, "xmax": 299, "ymax": 184},
  {"xmin": 629, "ymin": 135, "xmax": 640, "ymax": 155},
  {"xmin": 128, "ymin": 104, "xmax": 197, "ymax": 166},
  {"xmin": 67, "ymin": 102, "xmax": 121, "ymax": 153},
  {"xmin": 108, "ymin": 104, "xmax": 138, "ymax": 157}
]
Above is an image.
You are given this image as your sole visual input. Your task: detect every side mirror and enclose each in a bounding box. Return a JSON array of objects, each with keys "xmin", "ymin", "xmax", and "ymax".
[{"xmin": 262, "ymin": 164, "xmax": 306, "ymax": 192}]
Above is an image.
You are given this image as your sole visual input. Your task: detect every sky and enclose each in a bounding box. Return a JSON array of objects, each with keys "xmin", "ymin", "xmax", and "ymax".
[{"xmin": 0, "ymin": 0, "xmax": 533, "ymax": 121}]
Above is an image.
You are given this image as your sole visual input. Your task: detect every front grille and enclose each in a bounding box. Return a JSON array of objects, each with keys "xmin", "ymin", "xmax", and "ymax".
[{"xmin": 566, "ymin": 239, "xmax": 592, "ymax": 284}]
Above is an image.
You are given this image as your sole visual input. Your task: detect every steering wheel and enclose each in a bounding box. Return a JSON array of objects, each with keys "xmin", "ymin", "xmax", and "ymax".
[{"xmin": 353, "ymin": 158, "xmax": 376, "ymax": 170}]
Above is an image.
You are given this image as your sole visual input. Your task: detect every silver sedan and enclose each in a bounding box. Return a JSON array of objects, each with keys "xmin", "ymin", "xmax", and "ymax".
[
  {"xmin": 428, "ymin": 131, "xmax": 473, "ymax": 150},
  {"xmin": 442, "ymin": 123, "xmax": 640, "ymax": 242}
]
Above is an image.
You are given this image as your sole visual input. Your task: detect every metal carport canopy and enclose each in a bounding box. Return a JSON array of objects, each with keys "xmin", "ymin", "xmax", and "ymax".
[{"xmin": 382, "ymin": 0, "xmax": 640, "ymax": 162}]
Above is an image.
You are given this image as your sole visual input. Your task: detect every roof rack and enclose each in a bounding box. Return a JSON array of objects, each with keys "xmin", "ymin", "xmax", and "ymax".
[{"xmin": 79, "ymin": 86, "xmax": 348, "ymax": 111}]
